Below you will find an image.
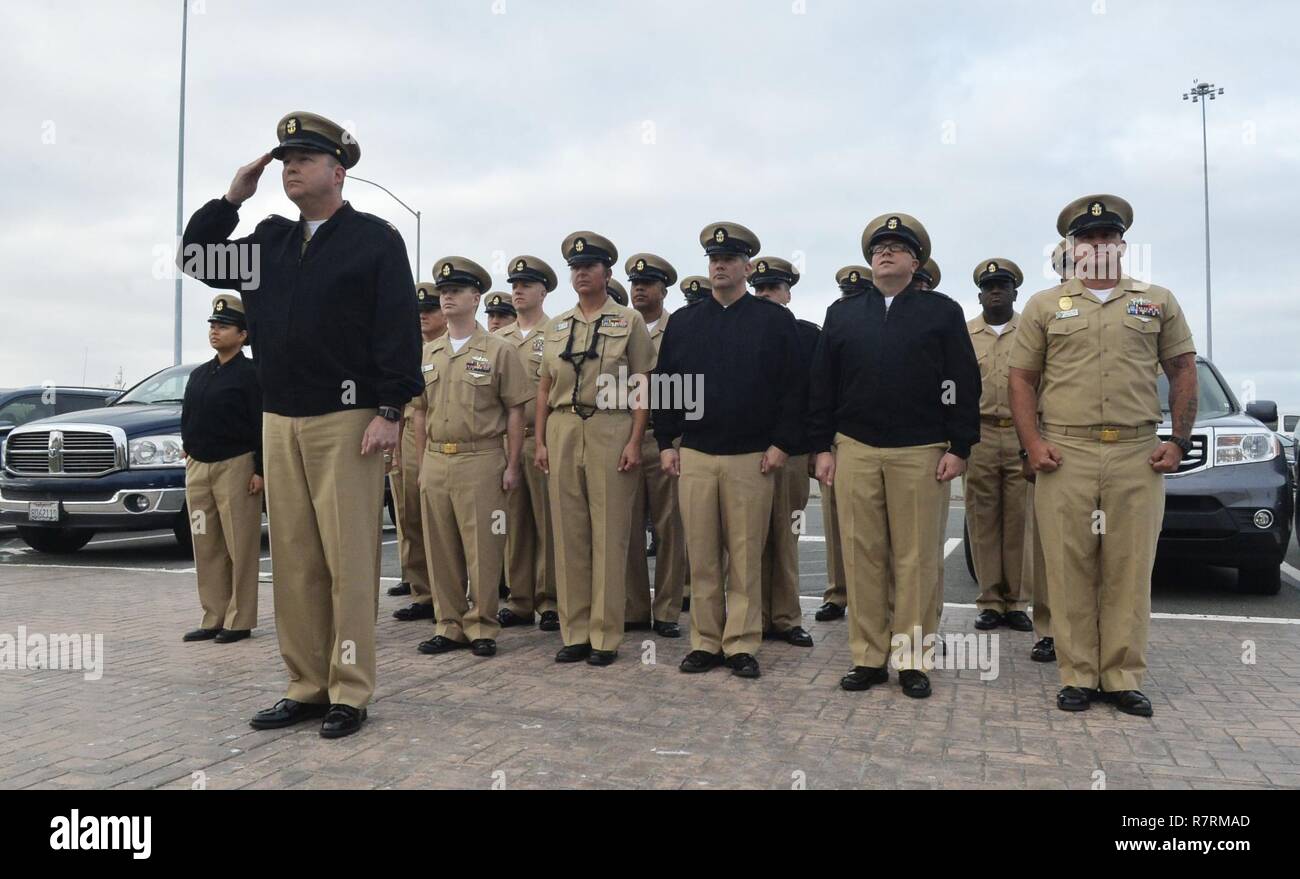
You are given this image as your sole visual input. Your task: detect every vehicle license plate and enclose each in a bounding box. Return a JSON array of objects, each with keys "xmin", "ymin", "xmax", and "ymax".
[{"xmin": 28, "ymin": 502, "xmax": 59, "ymax": 523}]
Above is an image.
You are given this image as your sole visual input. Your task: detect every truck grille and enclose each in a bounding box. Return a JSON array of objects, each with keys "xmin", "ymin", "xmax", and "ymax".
[{"xmin": 4, "ymin": 428, "xmax": 122, "ymax": 476}]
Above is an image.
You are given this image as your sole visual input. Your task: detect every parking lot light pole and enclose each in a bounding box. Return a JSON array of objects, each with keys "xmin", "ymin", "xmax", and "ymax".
[
  {"xmin": 348, "ymin": 175, "xmax": 422, "ymax": 282},
  {"xmin": 173, "ymin": 0, "xmax": 189, "ymax": 366},
  {"xmin": 1183, "ymin": 78, "xmax": 1225, "ymax": 361}
]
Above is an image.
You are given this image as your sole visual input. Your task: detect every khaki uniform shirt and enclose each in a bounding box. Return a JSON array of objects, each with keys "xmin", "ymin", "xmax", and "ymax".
[
  {"xmin": 409, "ymin": 324, "xmax": 534, "ymax": 443},
  {"xmin": 1008, "ymin": 276, "xmax": 1196, "ymax": 428},
  {"xmin": 968, "ymin": 312, "xmax": 1020, "ymax": 421},
  {"xmin": 540, "ymin": 297, "xmax": 655, "ymax": 413},
  {"xmin": 494, "ymin": 319, "xmax": 549, "ymax": 427}
]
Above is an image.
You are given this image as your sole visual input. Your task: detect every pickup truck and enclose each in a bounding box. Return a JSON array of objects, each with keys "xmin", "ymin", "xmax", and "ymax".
[{"xmin": 1, "ymin": 363, "xmax": 398, "ymax": 554}]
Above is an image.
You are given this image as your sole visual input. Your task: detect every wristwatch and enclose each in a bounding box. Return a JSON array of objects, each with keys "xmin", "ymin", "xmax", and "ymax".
[
  {"xmin": 1018, "ymin": 448, "xmax": 1029, "ymax": 461},
  {"xmin": 378, "ymin": 406, "xmax": 402, "ymax": 423},
  {"xmin": 1170, "ymin": 435, "xmax": 1193, "ymax": 455}
]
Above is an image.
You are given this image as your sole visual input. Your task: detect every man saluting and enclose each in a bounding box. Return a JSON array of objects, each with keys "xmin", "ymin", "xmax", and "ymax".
[{"xmin": 180, "ymin": 112, "xmax": 422, "ymax": 739}]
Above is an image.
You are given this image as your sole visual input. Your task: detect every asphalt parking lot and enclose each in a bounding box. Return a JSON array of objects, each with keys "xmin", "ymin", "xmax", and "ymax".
[{"xmin": 4, "ymin": 486, "xmax": 1299, "ymax": 622}]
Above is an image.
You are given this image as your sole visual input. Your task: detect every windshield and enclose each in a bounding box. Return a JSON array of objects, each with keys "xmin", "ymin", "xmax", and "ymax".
[
  {"xmin": 1158, "ymin": 360, "xmax": 1234, "ymax": 421},
  {"xmin": 112, "ymin": 364, "xmax": 197, "ymax": 406}
]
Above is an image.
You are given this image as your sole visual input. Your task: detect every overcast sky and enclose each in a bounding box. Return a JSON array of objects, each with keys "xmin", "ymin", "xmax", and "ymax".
[{"xmin": 3, "ymin": 0, "xmax": 1298, "ymax": 413}]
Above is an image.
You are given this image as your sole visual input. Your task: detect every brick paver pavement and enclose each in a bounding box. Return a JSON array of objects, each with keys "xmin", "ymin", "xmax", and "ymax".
[{"xmin": 2, "ymin": 565, "xmax": 1298, "ymax": 789}]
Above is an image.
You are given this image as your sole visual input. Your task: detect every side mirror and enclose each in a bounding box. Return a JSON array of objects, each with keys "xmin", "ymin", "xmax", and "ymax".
[{"xmin": 1245, "ymin": 400, "xmax": 1278, "ymax": 429}]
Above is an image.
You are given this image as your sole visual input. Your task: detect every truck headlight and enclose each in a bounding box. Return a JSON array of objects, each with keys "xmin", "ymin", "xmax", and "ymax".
[
  {"xmin": 129, "ymin": 435, "xmax": 185, "ymax": 467},
  {"xmin": 1214, "ymin": 430, "xmax": 1277, "ymax": 466}
]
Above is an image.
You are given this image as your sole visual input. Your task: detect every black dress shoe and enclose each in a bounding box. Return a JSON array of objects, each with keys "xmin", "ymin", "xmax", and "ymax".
[
  {"xmin": 652, "ymin": 620, "xmax": 681, "ymax": 638},
  {"xmin": 814, "ymin": 601, "xmax": 845, "ymax": 621},
  {"xmin": 1107, "ymin": 690, "xmax": 1154, "ymax": 717},
  {"xmin": 1056, "ymin": 686, "xmax": 1093, "ymax": 712},
  {"xmin": 538, "ymin": 610, "xmax": 560, "ymax": 632},
  {"xmin": 899, "ymin": 669, "xmax": 932, "ymax": 698},
  {"xmin": 497, "ymin": 608, "xmax": 534, "ymax": 627},
  {"xmin": 417, "ymin": 635, "xmax": 469, "ymax": 654},
  {"xmin": 1031, "ymin": 637, "xmax": 1056, "ymax": 662},
  {"xmin": 498, "ymin": 575, "xmax": 510, "ymax": 600},
  {"xmin": 393, "ymin": 602, "xmax": 435, "ymax": 621},
  {"xmin": 214, "ymin": 628, "xmax": 250, "ymax": 643},
  {"xmin": 182, "ymin": 627, "xmax": 220, "ymax": 642},
  {"xmin": 587, "ymin": 649, "xmax": 617, "ymax": 666},
  {"xmin": 555, "ymin": 643, "xmax": 592, "ymax": 663},
  {"xmin": 387, "ymin": 581, "xmax": 412, "ymax": 596},
  {"xmin": 249, "ymin": 698, "xmax": 330, "ymax": 730},
  {"xmin": 974, "ymin": 609, "xmax": 1003, "ymax": 630},
  {"xmin": 624, "ymin": 620, "xmax": 653, "ymax": 632},
  {"xmin": 725, "ymin": 653, "xmax": 761, "ymax": 678},
  {"xmin": 679, "ymin": 650, "xmax": 723, "ymax": 673},
  {"xmin": 840, "ymin": 665, "xmax": 889, "ymax": 691},
  {"xmin": 470, "ymin": 639, "xmax": 497, "ymax": 657},
  {"xmin": 320, "ymin": 704, "xmax": 367, "ymax": 739},
  {"xmin": 780, "ymin": 626, "xmax": 814, "ymax": 647},
  {"xmin": 1003, "ymin": 610, "xmax": 1033, "ymax": 632}
]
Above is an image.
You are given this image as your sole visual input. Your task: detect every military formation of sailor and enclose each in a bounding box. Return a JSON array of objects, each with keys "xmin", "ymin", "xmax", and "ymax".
[{"xmin": 180, "ymin": 110, "xmax": 1193, "ymax": 733}]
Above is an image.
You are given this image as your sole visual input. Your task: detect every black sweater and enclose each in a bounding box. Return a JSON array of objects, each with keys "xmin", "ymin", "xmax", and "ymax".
[
  {"xmin": 181, "ymin": 352, "xmax": 263, "ymax": 474},
  {"xmin": 652, "ymin": 293, "xmax": 804, "ymax": 456},
  {"xmin": 180, "ymin": 197, "xmax": 422, "ymax": 417},
  {"xmin": 807, "ymin": 284, "xmax": 981, "ymax": 458}
]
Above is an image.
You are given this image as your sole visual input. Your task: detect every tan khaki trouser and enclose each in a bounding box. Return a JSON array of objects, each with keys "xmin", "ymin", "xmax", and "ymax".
[
  {"xmin": 626, "ymin": 436, "xmax": 686, "ymax": 624},
  {"xmin": 835, "ymin": 436, "xmax": 950, "ymax": 670},
  {"xmin": 821, "ymin": 480, "xmax": 847, "ymax": 608},
  {"xmin": 546, "ymin": 411, "xmax": 638, "ymax": 652},
  {"xmin": 1023, "ymin": 484, "xmax": 1052, "ymax": 639},
  {"xmin": 263, "ymin": 410, "xmax": 383, "ymax": 709},
  {"xmin": 1034, "ymin": 432, "xmax": 1162, "ymax": 691},
  {"xmin": 965, "ymin": 422, "xmax": 1030, "ymax": 613},
  {"xmin": 390, "ymin": 417, "xmax": 431, "ymax": 604},
  {"xmin": 761, "ymin": 455, "xmax": 808, "ymax": 632},
  {"xmin": 186, "ymin": 452, "xmax": 261, "ymax": 631},
  {"xmin": 419, "ymin": 447, "xmax": 506, "ymax": 643},
  {"xmin": 504, "ymin": 435, "xmax": 557, "ymax": 616},
  {"xmin": 678, "ymin": 448, "xmax": 773, "ymax": 656}
]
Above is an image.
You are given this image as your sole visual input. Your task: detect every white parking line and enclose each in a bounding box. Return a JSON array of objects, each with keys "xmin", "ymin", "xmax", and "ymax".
[
  {"xmin": 87, "ymin": 534, "xmax": 179, "ymax": 547},
  {"xmin": 2, "ymin": 561, "xmax": 1297, "ymax": 624}
]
